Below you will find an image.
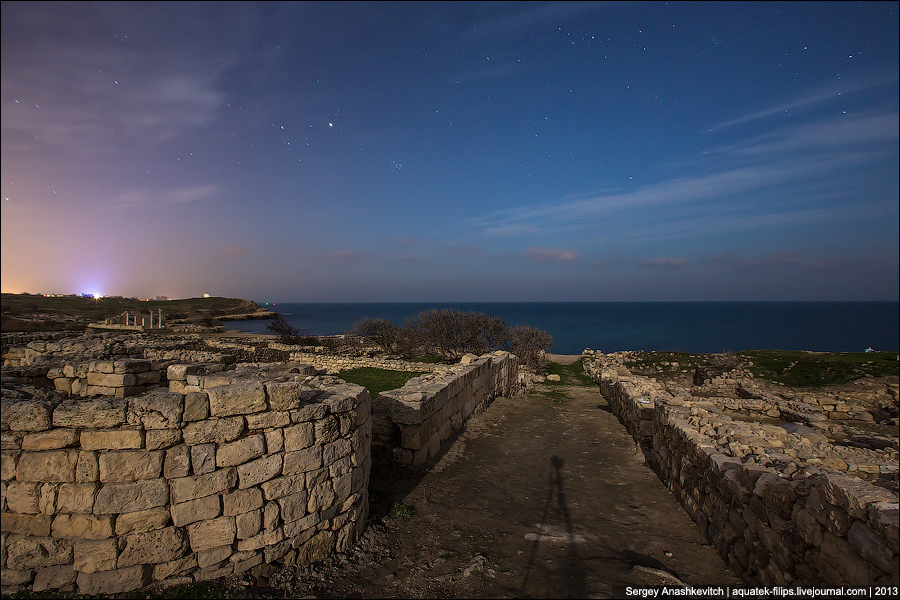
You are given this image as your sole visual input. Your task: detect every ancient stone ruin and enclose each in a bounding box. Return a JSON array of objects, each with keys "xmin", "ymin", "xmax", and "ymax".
[{"xmin": 0, "ymin": 331, "xmax": 519, "ymax": 595}]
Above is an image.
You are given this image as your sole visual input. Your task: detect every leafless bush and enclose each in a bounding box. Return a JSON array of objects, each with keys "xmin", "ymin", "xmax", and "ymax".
[
  {"xmin": 350, "ymin": 317, "xmax": 405, "ymax": 354},
  {"xmin": 265, "ymin": 314, "xmax": 304, "ymax": 344},
  {"xmin": 405, "ymin": 309, "xmax": 507, "ymax": 360},
  {"xmin": 505, "ymin": 324, "xmax": 553, "ymax": 370}
]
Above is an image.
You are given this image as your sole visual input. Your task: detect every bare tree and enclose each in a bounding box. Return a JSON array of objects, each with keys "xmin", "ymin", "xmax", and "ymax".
[
  {"xmin": 505, "ymin": 324, "xmax": 553, "ymax": 370},
  {"xmin": 265, "ymin": 314, "xmax": 303, "ymax": 344},
  {"xmin": 350, "ymin": 317, "xmax": 404, "ymax": 354}
]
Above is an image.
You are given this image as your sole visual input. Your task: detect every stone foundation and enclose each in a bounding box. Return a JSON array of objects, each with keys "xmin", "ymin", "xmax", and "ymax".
[
  {"xmin": 372, "ymin": 351, "xmax": 520, "ymax": 466},
  {"xmin": 583, "ymin": 351, "xmax": 899, "ymax": 587},
  {"xmin": 0, "ymin": 366, "xmax": 371, "ymax": 595}
]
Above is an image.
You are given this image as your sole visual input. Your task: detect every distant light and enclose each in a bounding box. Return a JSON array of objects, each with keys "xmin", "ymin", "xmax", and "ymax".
[{"xmin": 328, "ymin": 122, "xmax": 333, "ymax": 127}]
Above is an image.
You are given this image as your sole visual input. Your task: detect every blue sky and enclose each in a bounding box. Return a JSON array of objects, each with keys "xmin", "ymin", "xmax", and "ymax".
[{"xmin": 2, "ymin": 1, "xmax": 897, "ymax": 302}]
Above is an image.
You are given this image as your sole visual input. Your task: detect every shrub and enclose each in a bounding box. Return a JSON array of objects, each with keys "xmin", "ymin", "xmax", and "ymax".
[
  {"xmin": 405, "ymin": 309, "xmax": 509, "ymax": 360},
  {"xmin": 265, "ymin": 313, "xmax": 304, "ymax": 344},
  {"xmin": 350, "ymin": 317, "xmax": 405, "ymax": 354},
  {"xmin": 505, "ymin": 324, "xmax": 553, "ymax": 370}
]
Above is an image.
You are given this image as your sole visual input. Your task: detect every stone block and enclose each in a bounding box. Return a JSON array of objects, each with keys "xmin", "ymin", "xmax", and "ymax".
[
  {"xmin": 0, "ymin": 568, "xmax": 33, "ymax": 587},
  {"xmin": 164, "ymin": 445, "xmax": 191, "ymax": 479},
  {"xmin": 182, "ymin": 417, "xmax": 244, "ymax": 445},
  {"xmin": 1, "ymin": 400, "xmax": 53, "ymax": 432},
  {"xmin": 21, "ymin": 429, "xmax": 78, "ymax": 451},
  {"xmin": 265, "ymin": 428, "xmax": 284, "ymax": 454},
  {"xmin": 315, "ymin": 416, "xmax": 340, "ymax": 444},
  {"xmin": 80, "ymin": 429, "xmax": 142, "ymax": 451},
  {"xmin": 324, "ymin": 438, "xmax": 351, "ymax": 465},
  {"xmin": 135, "ymin": 370, "xmax": 161, "ymax": 385},
  {"xmin": 292, "ymin": 402, "xmax": 328, "ymax": 423},
  {"xmin": 86, "ymin": 372, "xmax": 136, "ymax": 387},
  {"xmin": 260, "ymin": 473, "xmax": 305, "ymax": 501},
  {"xmin": 191, "ymin": 444, "xmax": 216, "ymax": 475},
  {"xmin": 277, "ymin": 491, "xmax": 309, "ymax": 523},
  {"xmin": 75, "ymin": 451, "xmax": 99, "ymax": 483},
  {"xmin": 76, "ymin": 565, "xmax": 149, "ymax": 595},
  {"xmin": 236, "ymin": 527, "xmax": 284, "ymax": 552},
  {"xmin": 283, "ymin": 423, "xmax": 315, "ymax": 451},
  {"xmin": 99, "ymin": 450, "xmax": 163, "ymax": 482},
  {"xmin": 217, "ymin": 434, "xmax": 265, "ymax": 468},
  {"xmin": 295, "ymin": 529, "xmax": 335, "ymax": 566},
  {"xmin": 197, "ymin": 544, "xmax": 233, "ymax": 569},
  {"xmin": 0, "ymin": 513, "xmax": 52, "ymax": 536},
  {"xmin": 223, "ymin": 487, "xmax": 263, "ymax": 516},
  {"xmin": 183, "ymin": 392, "xmax": 209, "ymax": 422},
  {"xmin": 32, "ymin": 564, "xmax": 76, "ymax": 592},
  {"xmin": 1, "ymin": 451, "xmax": 19, "ymax": 480},
  {"xmin": 16, "ymin": 450, "xmax": 79, "ymax": 482},
  {"xmin": 115, "ymin": 506, "xmax": 170, "ymax": 535},
  {"xmin": 308, "ymin": 480, "xmax": 335, "ymax": 513},
  {"xmin": 754, "ymin": 472, "xmax": 794, "ymax": 519},
  {"xmin": 6, "ymin": 536, "xmax": 72, "ymax": 569},
  {"xmin": 6, "ymin": 481, "xmax": 41, "ymax": 513},
  {"xmin": 146, "ymin": 429, "xmax": 181, "ymax": 450},
  {"xmin": 93, "ymin": 478, "xmax": 168, "ymax": 514},
  {"xmin": 73, "ymin": 538, "xmax": 118, "ymax": 573},
  {"xmin": 52, "ymin": 513, "xmax": 114, "ymax": 539},
  {"xmin": 187, "ymin": 516, "xmax": 236, "ymax": 552},
  {"xmin": 283, "ymin": 446, "xmax": 322, "ymax": 475},
  {"xmin": 868, "ymin": 502, "xmax": 899, "ymax": 553},
  {"xmin": 169, "ymin": 468, "xmax": 236, "ymax": 505},
  {"xmin": 236, "ymin": 509, "xmax": 261, "ymax": 540},
  {"xmin": 207, "ymin": 383, "xmax": 266, "ymax": 417},
  {"xmin": 246, "ymin": 410, "xmax": 291, "ymax": 430},
  {"xmin": 820, "ymin": 530, "xmax": 871, "ymax": 586},
  {"xmin": 820, "ymin": 473, "xmax": 899, "ymax": 519},
  {"xmin": 90, "ymin": 361, "xmax": 115, "ymax": 374},
  {"xmin": 847, "ymin": 520, "xmax": 896, "ymax": 575},
  {"xmin": 117, "ymin": 526, "xmax": 188, "ymax": 568},
  {"xmin": 114, "ymin": 359, "xmax": 151, "ymax": 374},
  {"xmin": 55, "ymin": 483, "xmax": 99, "ymax": 514},
  {"xmin": 266, "ymin": 381, "xmax": 305, "ymax": 411},
  {"xmin": 126, "ymin": 390, "xmax": 183, "ymax": 429},
  {"xmin": 236, "ymin": 454, "xmax": 282, "ymax": 489},
  {"xmin": 53, "ymin": 398, "xmax": 126, "ymax": 429},
  {"xmin": 171, "ymin": 495, "xmax": 221, "ymax": 527},
  {"xmin": 153, "ymin": 554, "xmax": 196, "ymax": 581}
]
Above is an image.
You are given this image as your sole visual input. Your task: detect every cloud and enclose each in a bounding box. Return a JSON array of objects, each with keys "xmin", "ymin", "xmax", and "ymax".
[
  {"xmin": 110, "ymin": 184, "xmax": 221, "ymax": 211},
  {"xmin": 525, "ymin": 247, "xmax": 579, "ymax": 262},
  {"xmin": 639, "ymin": 257, "xmax": 688, "ymax": 267},
  {"xmin": 710, "ymin": 73, "xmax": 899, "ymax": 131}
]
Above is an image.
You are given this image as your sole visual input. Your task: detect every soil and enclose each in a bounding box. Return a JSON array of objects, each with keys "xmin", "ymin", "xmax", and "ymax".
[{"xmin": 228, "ymin": 355, "xmax": 742, "ymax": 599}]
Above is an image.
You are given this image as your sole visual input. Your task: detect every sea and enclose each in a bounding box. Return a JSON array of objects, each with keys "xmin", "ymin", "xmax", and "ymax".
[{"xmin": 221, "ymin": 302, "xmax": 899, "ymax": 356}]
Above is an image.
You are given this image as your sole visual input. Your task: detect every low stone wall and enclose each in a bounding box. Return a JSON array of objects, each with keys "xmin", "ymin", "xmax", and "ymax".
[
  {"xmin": 583, "ymin": 352, "xmax": 899, "ymax": 587},
  {"xmin": 371, "ymin": 351, "xmax": 519, "ymax": 466},
  {"xmin": 0, "ymin": 367, "xmax": 371, "ymax": 595}
]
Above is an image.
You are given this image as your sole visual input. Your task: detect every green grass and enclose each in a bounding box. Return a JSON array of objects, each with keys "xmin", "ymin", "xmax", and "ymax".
[
  {"xmin": 337, "ymin": 366, "xmax": 429, "ymax": 398},
  {"xmin": 737, "ymin": 350, "xmax": 899, "ymax": 387},
  {"xmin": 545, "ymin": 359, "xmax": 596, "ymax": 386},
  {"xmin": 387, "ymin": 502, "xmax": 417, "ymax": 521}
]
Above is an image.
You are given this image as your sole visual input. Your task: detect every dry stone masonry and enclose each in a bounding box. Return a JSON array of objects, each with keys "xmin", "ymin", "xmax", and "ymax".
[
  {"xmin": 372, "ymin": 351, "xmax": 519, "ymax": 466},
  {"xmin": 1, "ymin": 364, "xmax": 371, "ymax": 595},
  {"xmin": 582, "ymin": 350, "xmax": 899, "ymax": 588}
]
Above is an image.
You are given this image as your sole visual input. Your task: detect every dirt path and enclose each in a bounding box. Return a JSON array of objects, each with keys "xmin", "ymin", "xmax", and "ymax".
[{"xmin": 266, "ymin": 360, "xmax": 741, "ymax": 598}]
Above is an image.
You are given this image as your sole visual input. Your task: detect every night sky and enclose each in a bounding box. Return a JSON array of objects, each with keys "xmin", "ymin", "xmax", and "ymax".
[{"xmin": 2, "ymin": 2, "xmax": 897, "ymax": 302}]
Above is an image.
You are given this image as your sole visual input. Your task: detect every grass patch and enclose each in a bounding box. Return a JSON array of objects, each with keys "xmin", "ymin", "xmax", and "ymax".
[
  {"xmin": 541, "ymin": 388, "xmax": 570, "ymax": 403},
  {"xmin": 546, "ymin": 359, "xmax": 595, "ymax": 386},
  {"xmin": 737, "ymin": 350, "xmax": 899, "ymax": 387},
  {"xmin": 388, "ymin": 502, "xmax": 416, "ymax": 521},
  {"xmin": 337, "ymin": 367, "xmax": 428, "ymax": 398}
]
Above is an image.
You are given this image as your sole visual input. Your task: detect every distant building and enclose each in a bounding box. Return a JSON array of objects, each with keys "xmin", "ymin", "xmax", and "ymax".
[
  {"xmin": 155, "ymin": 296, "xmax": 169, "ymax": 301},
  {"xmin": 203, "ymin": 291, "xmax": 211, "ymax": 298}
]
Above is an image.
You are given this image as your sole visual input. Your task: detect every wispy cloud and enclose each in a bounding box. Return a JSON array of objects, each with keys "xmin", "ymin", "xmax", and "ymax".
[
  {"xmin": 525, "ymin": 247, "xmax": 579, "ymax": 262},
  {"xmin": 110, "ymin": 184, "xmax": 221, "ymax": 211},
  {"xmin": 639, "ymin": 256, "xmax": 688, "ymax": 267}
]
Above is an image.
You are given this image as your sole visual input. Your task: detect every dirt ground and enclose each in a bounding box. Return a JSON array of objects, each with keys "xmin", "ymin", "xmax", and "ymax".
[{"xmin": 255, "ymin": 356, "xmax": 742, "ymax": 599}]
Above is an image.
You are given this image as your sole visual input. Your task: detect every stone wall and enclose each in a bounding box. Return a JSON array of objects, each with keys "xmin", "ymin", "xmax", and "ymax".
[
  {"xmin": 371, "ymin": 351, "xmax": 520, "ymax": 466},
  {"xmin": 0, "ymin": 367, "xmax": 372, "ymax": 595},
  {"xmin": 583, "ymin": 351, "xmax": 899, "ymax": 587}
]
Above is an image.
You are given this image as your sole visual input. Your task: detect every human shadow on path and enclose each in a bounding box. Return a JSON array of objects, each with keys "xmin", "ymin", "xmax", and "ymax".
[{"xmin": 521, "ymin": 455, "xmax": 587, "ymax": 598}]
